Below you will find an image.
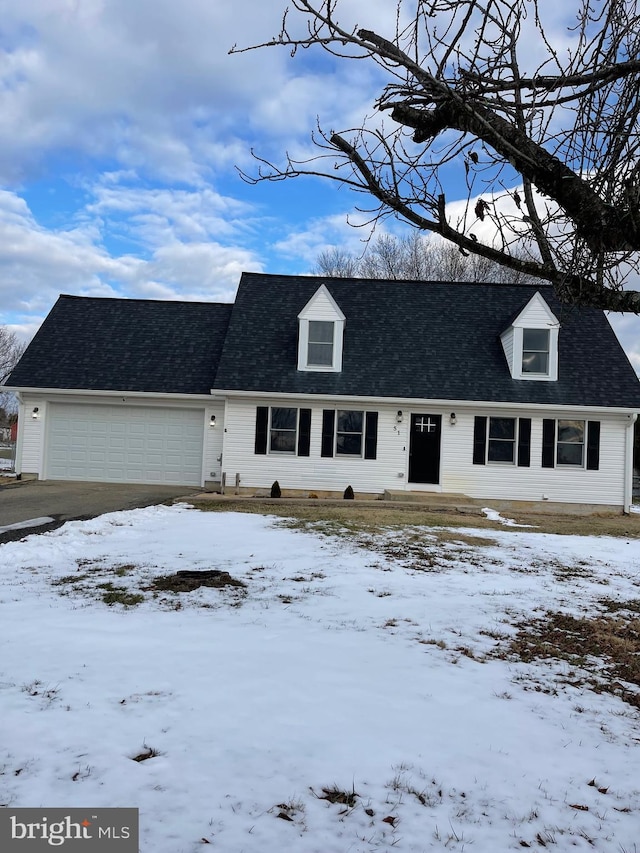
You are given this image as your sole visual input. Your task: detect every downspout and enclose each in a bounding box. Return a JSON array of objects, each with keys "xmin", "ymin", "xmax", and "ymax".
[
  {"xmin": 624, "ymin": 413, "xmax": 638, "ymax": 513},
  {"xmin": 14, "ymin": 393, "xmax": 24, "ymax": 478}
]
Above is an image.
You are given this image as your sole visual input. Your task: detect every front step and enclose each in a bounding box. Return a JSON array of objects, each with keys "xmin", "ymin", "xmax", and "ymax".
[{"xmin": 383, "ymin": 489, "xmax": 484, "ymax": 515}]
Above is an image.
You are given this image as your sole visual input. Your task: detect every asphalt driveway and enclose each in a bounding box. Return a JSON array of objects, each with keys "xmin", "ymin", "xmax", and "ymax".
[{"xmin": 0, "ymin": 479, "xmax": 200, "ymax": 543}]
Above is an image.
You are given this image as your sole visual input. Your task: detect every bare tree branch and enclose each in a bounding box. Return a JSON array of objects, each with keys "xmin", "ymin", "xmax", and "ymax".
[{"xmin": 233, "ymin": 0, "xmax": 640, "ymax": 311}]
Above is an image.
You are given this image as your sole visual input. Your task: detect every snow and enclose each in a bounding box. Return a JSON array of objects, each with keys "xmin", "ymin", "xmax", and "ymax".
[
  {"xmin": 0, "ymin": 516, "xmax": 55, "ymax": 535},
  {"xmin": 481, "ymin": 507, "xmax": 535, "ymax": 527},
  {"xmin": 0, "ymin": 457, "xmax": 13, "ymax": 471},
  {"xmin": 1, "ymin": 503, "xmax": 640, "ymax": 852}
]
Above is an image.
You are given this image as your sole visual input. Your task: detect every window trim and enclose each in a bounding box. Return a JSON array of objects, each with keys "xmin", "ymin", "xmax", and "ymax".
[
  {"xmin": 268, "ymin": 406, "xmax": 299, "ymax": 455},
  {"xmin": 522, "ymin": 328, "xmax": 550, "ymax": 375},
  {"xmin": 307, "ymin": 320, "xmax": 335, "ymax": 367},
  {"xmin": 555, "ymin": 418, "xmax": 586, "ymax": 468},
  {"xmin": 297, "ymin": 317, "xmax": 345, "ymax": 372},
  {"xmin": 335, "ymin": 409, "xmax": 364, "ymax": 457},
  {"xmin": 486, "ymin": 416, "xmax": 518, "ymax": 465},
  {"xmin": 511, "ymin": 326, "xmax": 559, "ymax": 381}
]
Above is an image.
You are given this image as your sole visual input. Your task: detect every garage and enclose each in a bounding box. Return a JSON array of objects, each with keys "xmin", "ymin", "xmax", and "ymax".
[{"xmin": 45, "ymin": 403, "xmax": 205, "ymax": 486}]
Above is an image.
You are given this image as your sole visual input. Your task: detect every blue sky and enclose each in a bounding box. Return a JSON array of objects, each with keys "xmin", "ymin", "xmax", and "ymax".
[{"xmin": 0, "ymin": 0, "xmax": 638, "ymax": 372}]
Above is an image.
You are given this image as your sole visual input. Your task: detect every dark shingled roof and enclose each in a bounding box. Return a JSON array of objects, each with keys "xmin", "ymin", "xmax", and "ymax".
[
  {"xmin": 214, "ymin": 272, "xmax": 640, "ymax": 408},
  {"xmin": 5, "ymin": 295, "xmax": 233, "ymax": 394}
]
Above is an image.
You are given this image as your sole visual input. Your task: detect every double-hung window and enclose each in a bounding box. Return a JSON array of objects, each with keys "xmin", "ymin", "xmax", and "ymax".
[
  {"xmin": 254, "ymin": 407, "xmax": 312, "ymax": 457},
  {"xmin": 556, "ymin": 419, "xmax": 585, "ymax": 466},
  {"xmin": 307, "ymin": 321, "xmax": 335, "ymax": 367},
  {"xmin": 541, "ymin": 419, "xmax": 600, "ymax": 469},
  {"xmin": 522, "ymin": 329, "xmax": 550, "ymax": 375},
  {"xmin": 487, "ymin": 417, "xmax": 517, "ymax": 463},
  {"xmin": 336, "ymin": 410, "xmax": 364, "ymax": 456},
  {"xmin": 269, "ymin": 407, "xmax": 298, "ymax": 453},
  {"xmin": 321, "ymin": 409, "xmax": 378, "ymax": 459},
  {"xmin": 473, "ymin": 416, "xmax": 531, "ymax": 467}
]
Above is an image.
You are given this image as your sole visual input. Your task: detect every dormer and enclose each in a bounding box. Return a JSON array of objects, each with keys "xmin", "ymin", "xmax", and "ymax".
[
  {"xmin": 297, "ymin": 284, "xmax": 345, "ymax": 372},
  {"xmin": 501, "ymin": 291, "xmax": 559, "ymax": 381}
]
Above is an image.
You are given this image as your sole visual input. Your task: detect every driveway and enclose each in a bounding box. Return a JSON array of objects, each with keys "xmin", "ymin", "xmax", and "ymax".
[{"xmin": 0, "ymin": 479, "xmax": 200, "ymax": 543}]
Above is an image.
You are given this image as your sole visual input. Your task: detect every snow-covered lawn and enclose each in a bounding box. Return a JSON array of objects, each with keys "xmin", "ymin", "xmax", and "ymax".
[{"xmin": 1, "ymin": 503, "xmax": 640, "ymax": 852}]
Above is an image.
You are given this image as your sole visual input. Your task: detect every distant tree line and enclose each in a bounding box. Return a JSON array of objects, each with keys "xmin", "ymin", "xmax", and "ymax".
[{"xmin": 314, "ymin": 231, "xmax": 538, "ymax": 284}]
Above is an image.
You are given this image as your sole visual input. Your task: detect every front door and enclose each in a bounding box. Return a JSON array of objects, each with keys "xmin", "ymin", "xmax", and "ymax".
[{"xmin": 408, "ymin": 413, "xmax": 442, "ymax": 484}]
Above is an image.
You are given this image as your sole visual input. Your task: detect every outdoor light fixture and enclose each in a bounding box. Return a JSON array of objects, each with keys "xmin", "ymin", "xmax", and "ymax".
[
  {"xmin": 449, "ymin": 412, "xmax": 457, "ymax": 425},
  {"xmin": 396, "ymin": 410, "xmax": 403, "ymax": 423},
  {"xmin": 31, "ymin": 407, "xmax": 39, "ymax": 419},
  {"xmin": 210, "ymin": 414, "xmax": 216, "ymax": 427}
]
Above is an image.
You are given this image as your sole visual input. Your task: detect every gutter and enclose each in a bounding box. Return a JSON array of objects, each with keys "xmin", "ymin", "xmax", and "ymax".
[
  {"xmin": 624, "ymin": 413, "xmax": 638, "ymax": 513},
  {"xmin": 211, "ymin": 388, "xmax": 639, "ymax": 417}
]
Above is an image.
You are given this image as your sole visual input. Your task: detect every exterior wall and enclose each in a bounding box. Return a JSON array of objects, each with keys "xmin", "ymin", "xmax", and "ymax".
[
  {"xmin": 441, "ymin": 409, "xmax": 627, "ymax": 506},
  {"xmin": 514, "ymin": 295, "xmax": 557, "ymax": 327},
  {"xmin": 17, "ymin": 395, "xmax": 47, "ymax": 477},
  {"xmin": 222, "ymin": 397, "xmax": 407, "ymax": 494},
  {"xmin": 222, "ymin": 396, "xmax": 631, "ymax": 506},
  {"xmin": 203, "ymin": 402, "xmax": 226, "ymax": 484},
  {"xmin": 500, "ymin": 328, "xmax": 514, "ymax": 372}
]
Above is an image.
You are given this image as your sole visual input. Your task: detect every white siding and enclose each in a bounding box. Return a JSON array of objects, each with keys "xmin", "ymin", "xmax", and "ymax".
[
  {"xmin": 500, "ymin": 328, "xmax": 514, "ymax": 373},
  {"xmin": 203, "ymin": 402, "xmax": 225, "ymax": 482},
  {"xmin": 513, "ymin": 292, "xmax": 558, "ymax": 327},
  {"xmin": 18, "ymin": 396, "xmax": 47, "ymax": 476},
  {"xmin": 222, "ymin": 397, "xmax": 629, "ymax": 506},
  {"xmin": 222, "ymin": 398, "xmax": 407, "ymax": 494},
  {"xmin": 299, "ymin": 285, "xmax": 345, "ymax": 321},
  {"xmin": 441, "ymin": 410, "xmax": 627, "ymax": 506}
]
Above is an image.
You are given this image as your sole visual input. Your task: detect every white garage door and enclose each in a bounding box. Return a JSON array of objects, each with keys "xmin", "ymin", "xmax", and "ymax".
[{"xmin": 46, "ymin": 403, "xmax": 204, "ymax": 486}]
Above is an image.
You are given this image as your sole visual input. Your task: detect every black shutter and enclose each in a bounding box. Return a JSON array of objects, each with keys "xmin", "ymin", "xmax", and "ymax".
[
  {"xmin": 364, "ymin": 411, "xmax": 378, "ymax": 460},
  {"xmin": 586, "ymin": 421, "xmax": 600, "ymax": 470},
  {"xmin": 321, "ymin": 410, "xmax": 335, "ymax": 458},
  {"xmin": 473, "ymin": 416, "xmax": 487, "ymax": 465},
  {"xmin": 255, "ymin": 406, "xmax": 269, "ymax": 455},
  {"xmin": 542, "ymin": 418, "xmax": 556, "ymax": 468},
  {"xmin": 297, "ymin": 408, "xmax": 311, "ymax": 457},
  {"xmin": 517, "ymin": 418, "xmax": 531, "ymax": 467}
]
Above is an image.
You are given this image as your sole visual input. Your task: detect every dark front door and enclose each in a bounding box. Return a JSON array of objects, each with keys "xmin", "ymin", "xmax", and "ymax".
[{"xmin": 408, "ymin": 413, "xmax": 442, "ymax": 484}]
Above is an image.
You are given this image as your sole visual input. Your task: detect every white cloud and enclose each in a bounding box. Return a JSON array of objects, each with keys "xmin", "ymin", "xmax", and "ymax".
[{"xmin": 0, "ymin": 185, "xmax": 264, "ymax": 327}]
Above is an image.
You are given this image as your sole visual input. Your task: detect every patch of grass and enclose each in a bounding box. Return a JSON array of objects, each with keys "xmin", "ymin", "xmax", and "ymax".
[
  {"xmin": 112, "ymin": 564, "xmax": 136, "ymax": 577},
  {"xmin": 52, "ymin": 574, "xmax": 90, "ymax": 586},
  {"xmin": 98, "ymin": 584, "xmax": 144, "ymax": 607},
  {"xmin": 504, "ymin": 610, "xmax": 640, "ymax": 709},
  {"xmin": 193, "ymin": 498, "xmax": 640, "ymax": 538}
]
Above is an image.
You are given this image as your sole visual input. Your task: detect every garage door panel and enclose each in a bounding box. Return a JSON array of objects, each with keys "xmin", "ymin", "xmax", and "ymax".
[{"xmin": 46, "ymin": 404, "xmax": 204, "ymax": 486}]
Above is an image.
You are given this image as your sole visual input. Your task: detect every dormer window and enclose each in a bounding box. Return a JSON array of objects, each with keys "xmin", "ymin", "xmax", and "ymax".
[
  {"xmin": 308, "ymin": 320, "xmax": 335, "ymax": 367},
  {"xmin": 522, "ymin": 328, "xmax": 550, "ymax": 374},
  {"xmin": 297, "ymin": 284, "xmax": 345, "ymax": 372},
  {"xmin": 500, "ymin": 291, "xmax": 559, "ymax": 381}
]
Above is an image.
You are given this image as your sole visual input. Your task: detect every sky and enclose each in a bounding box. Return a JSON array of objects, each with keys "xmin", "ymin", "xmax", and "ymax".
[
  {"xmin": 0, "ymin": 0, "xmax": 638, "ymax": 371},
  {"xmin": 1, "ymin": 502, "xmax": 640, "ymax": 851}
]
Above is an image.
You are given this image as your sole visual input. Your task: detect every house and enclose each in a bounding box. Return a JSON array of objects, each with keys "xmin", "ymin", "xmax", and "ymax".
[{"xmin": 4, "ymin": 272, "xmax": 640, "ymax": 511}]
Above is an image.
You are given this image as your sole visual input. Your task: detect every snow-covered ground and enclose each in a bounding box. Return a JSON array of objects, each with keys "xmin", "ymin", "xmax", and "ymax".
[{"xmin": 1, "ymin": 503, "xmax": 640, "ymax": 852}]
